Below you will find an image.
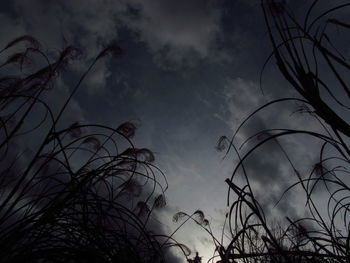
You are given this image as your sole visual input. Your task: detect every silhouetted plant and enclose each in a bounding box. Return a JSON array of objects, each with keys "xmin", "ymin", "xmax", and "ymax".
[
  {"xmin": 0, "ymin": 36, "xmax": 184, "ymax": 263},
  {"xmin": 217, "ymin": 1, "xmax": 350, "ymax": 262}
]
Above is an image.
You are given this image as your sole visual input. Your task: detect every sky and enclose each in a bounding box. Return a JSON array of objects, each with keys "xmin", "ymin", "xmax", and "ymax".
[{"xmin": 1, "ymin": 0, "xmax": 349, "ymax": 262}]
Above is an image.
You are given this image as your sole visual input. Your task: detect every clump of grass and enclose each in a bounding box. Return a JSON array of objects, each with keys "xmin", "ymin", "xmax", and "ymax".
[
  {"xmin": 216, "ymin": 1, "xmax": 350, "ymax": 262},
  {"xmin": 0, "ymin": 36, "xmax": 184, "ymax": 263}
]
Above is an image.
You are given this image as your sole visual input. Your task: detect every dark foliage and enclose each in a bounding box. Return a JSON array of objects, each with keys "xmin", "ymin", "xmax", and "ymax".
[
  {"xmin": 0, "ymin": 37, "xmax": 185, "ymax": 263},
  {"xmin": 216, "ymin": 1, "xmax": 350, "ymax": 262}
]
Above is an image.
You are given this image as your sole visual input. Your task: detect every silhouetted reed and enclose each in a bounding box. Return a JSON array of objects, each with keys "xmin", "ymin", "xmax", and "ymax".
[
  {"xmin": 216, "ymin": 1, "xmax": 350, "ymax": 262},
  {"xmin": 0, "ymin": 36, "xmax": 185, "ymax": 263}
]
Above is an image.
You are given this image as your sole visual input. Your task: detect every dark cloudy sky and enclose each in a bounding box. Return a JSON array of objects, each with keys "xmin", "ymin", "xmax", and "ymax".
[{"xmin": 1, "ymin": 0, "xmax": 349, "ymax": 261}]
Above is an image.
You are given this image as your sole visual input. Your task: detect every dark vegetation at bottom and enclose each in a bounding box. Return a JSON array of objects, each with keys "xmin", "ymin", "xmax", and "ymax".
[
  {"xmin": 211, "ymin": 1, "xmax": 350, "ymax": 262},
  {"xmin": 0, "ymin": 37, "xmax": 191, "ymax": 263},
  {"xmin": 1, "ymin": 1, "xmax": 350, "ymax": 263}
]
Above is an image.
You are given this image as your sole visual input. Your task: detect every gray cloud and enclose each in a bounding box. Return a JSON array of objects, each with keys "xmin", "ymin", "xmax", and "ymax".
[
  {"xmin": 122, "ymin": 0, "xmax": 223, "ymax": 66},
  {"xmin": 5, "ymin": 0, "xmax": 224, "ymax": 73}
]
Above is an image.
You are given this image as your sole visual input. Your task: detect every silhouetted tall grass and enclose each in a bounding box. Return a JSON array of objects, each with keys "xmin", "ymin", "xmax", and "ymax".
[
  {"xmin": 216, "ymin": 1, "xmax": 350, "ymax": 262},
  {"xmin": 0, "ymin": 36, "xmax": 187, "ymax": 263}
]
